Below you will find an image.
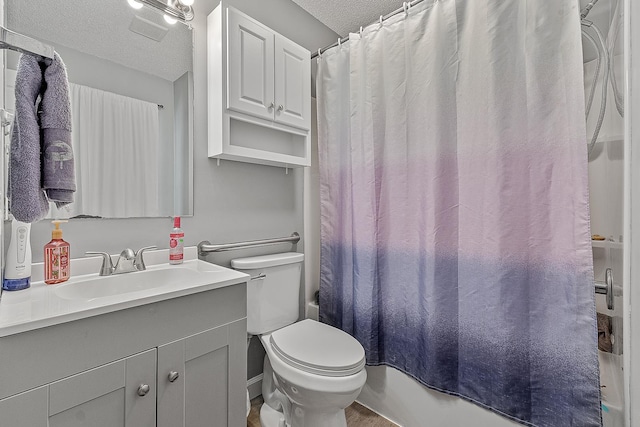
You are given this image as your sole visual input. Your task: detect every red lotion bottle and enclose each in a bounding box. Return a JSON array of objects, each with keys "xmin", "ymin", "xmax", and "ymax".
[
  {"xmin": 44, "ymin": 220, "xmax": 70, "ymax": 284},
  {"xmin": 169, "ymin": 216, "xmax": 184, "ymax": 265}
]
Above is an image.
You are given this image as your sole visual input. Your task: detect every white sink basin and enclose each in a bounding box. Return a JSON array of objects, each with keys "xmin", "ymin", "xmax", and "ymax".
[
  {"xmin": 0, "ymin": 252, "xmax": 250, "ymax": 338},
  {"xmin": 54, "ymin": 261, "xmax": 236, "ymax": 301}
]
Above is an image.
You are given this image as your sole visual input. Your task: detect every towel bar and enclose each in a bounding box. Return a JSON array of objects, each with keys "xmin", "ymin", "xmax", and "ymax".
[{"xmin": 0, "ymin": 26, "xmax": 54, "ymax": 59}]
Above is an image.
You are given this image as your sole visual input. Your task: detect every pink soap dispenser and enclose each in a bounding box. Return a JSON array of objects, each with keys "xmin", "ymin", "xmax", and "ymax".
[{"xmin": 44, "ymin": 220, "xmax": 70, "ymax": 284}]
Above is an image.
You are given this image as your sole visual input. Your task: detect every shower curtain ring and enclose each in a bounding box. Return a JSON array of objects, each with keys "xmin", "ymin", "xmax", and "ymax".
[
  {"xmin": 380, "ymin": 15, "xmax": 383, "ymax": 26},
  {"xmin": 359, "ymin": 26, "xmax": 363, "ymax": 35},
  {"xmin": 317, "ymin": 48, "xmax": 322, "ymax": 58},
  {"xmin": 338, "ymin": 37, "xmax": 341, "ymax": 47},
  {"xmin": 403, "ymin": 2, "xmax": 408, "ymax": 14}
]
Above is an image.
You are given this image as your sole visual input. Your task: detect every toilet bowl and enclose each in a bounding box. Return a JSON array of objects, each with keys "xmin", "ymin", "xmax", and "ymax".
[
  {"xmin": 260, "ymin": 319, "xmax": 367, "ymax": 427},
  {"xmin": 231, "ymin": 253, "xmax": 367, "ymax": 427}
]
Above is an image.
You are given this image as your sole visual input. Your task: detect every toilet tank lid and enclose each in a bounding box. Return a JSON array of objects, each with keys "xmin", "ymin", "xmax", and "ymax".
[{"xmin": 231, "ymin": 252, "xmax": 304, "ymax": 270}]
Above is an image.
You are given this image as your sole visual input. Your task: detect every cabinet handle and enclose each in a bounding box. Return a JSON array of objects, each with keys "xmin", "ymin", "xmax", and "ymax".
[
  {"xmin": 268, "ymin": 102, "xmax": 275, "ymax": 110},
  {"xmin": 137, "ymin": 384, "xmax": 151, "ymax": 397},
  {"xmin": 277, "ymin": 104, "xmax": 284, "ymax": 112},
  {"xmin": 168, "ymin": 371, "xmax": 180, "ymax": 383}
]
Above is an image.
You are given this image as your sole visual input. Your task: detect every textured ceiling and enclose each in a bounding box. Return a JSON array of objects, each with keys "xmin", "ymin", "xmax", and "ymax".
[
  {"xmin": 6, "ymin": 0, "xmax": 616, "ymax": 81},
  {"xmin": 291, "ymin": 0, "xmax": 403, "ymax": 38},
  {"xmin": 6, "ymin": 0, "xmax": 192, "ymax": 82}
]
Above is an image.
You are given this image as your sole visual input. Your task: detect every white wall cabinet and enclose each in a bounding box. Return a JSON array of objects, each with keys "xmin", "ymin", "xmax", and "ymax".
[
  {"xmin": 0, "ymin": 284, "xmax": 247, "ymax": 427},
  {"xmin": 226, "ymin": 9, "xmax": 274, "ymax": 122},
  {"xmin": 209, "ymin": 3, "xmax": 311, "ymax": 168}
]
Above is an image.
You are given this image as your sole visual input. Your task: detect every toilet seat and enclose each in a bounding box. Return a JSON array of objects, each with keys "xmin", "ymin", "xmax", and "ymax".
[{"xmin": 269, "ymin": 319, "xmax": 366, "ymax": 377}]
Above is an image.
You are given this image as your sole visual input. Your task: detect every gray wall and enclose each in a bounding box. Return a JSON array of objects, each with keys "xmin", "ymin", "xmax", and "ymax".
[
  {"xmin": 9, "ymin": 0, "xmax": 337, "ymax": 385},
  {"xmin": 22, "ymin": 0, "xmax": 336, "ymax": 260}
]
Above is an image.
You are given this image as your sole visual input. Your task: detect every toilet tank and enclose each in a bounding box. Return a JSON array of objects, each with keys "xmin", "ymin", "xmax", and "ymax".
[{"xmin": 231, "ymin": 252, "xmax": 304, "ymax": 335}]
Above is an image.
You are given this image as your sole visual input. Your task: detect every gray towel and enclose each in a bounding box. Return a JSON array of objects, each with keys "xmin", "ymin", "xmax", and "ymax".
[
  {"xmin": 9, "ymin": 54, "xmax": 49, "ymax": 223},
  {"xmin": 8, "ymin": 52, "xmax": 75, "ymax": 223},
  {"xmin": 41, "ymin": 52, "xmax": 75, "ymax": 207}
]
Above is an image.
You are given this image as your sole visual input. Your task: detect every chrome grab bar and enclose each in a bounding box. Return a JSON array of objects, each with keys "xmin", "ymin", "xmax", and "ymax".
[
  {"xmin": 198, "ymin": 232, "xmax": 300, "ymax": 256},
  {"xmin": 595, "ymin": 268, "xmax": 614, "ymax": 310}
]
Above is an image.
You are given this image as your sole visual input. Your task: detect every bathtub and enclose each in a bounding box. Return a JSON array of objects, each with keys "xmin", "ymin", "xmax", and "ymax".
[{"xmin": 599, "ymin": 351, "xmax": 624, "ymax": 427}]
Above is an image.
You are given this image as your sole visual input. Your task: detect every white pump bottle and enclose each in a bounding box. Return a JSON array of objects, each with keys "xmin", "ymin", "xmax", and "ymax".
[{"xmin": 3, "ymin": 219, "xmax": 32, "ymax": 291}]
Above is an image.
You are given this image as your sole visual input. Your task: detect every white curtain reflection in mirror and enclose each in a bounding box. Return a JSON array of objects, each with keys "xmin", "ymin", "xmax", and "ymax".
[{"xmin": 49, "ymin": 84, "xmax": 160, "ymax": 218}]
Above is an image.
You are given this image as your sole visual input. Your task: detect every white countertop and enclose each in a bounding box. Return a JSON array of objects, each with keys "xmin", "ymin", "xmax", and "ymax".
[{"xmin": 0, "ymin": 247, "xmax": 249, "ymax": 337}]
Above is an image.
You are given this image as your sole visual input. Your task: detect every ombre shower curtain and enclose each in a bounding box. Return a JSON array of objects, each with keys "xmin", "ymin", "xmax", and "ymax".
[{"xmin": 316, "ymin": 1, "xmax": 601, "ymax": 426}]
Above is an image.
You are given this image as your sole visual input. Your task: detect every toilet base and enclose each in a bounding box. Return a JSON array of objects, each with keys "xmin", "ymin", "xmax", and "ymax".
[
  {"xmin": 260, "ymin": 403, "xmax": 287, "ymax": 427},
  {"xmin": 260, "ymin": 401, "xmax": 348, "ymax": 427}
]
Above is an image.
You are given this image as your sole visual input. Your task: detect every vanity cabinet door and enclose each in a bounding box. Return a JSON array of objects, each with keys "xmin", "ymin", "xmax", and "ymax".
[
  {"xmin": 48, "ymin": 349, "xmax": 157, "ymax": 427},
  {"xmin": 227, "ymin": 7, "xmax": 275, "ymax": 121},
  {"xmin": 157, "ymin": 319, "xmax": 247, "ymax": 427},
  {"xmin": 274, "ymin": 34, "xmax": 310, "ymax": 130},
  {"xmin": 0, "ymin": 386, "xmax": 48, "ymax": 427},
  {"xmin": 0, "ymin": 350, "xmax": 157, "ymax": 427}
]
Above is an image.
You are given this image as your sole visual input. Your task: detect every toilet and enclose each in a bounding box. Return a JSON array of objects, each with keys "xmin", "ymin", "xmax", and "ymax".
[{"xmin": 231, "ymin": 252, "xmax": 367, "ymax": 427}]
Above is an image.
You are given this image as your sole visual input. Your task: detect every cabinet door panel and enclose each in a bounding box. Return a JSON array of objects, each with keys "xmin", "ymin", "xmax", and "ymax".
[
  {"xmin": 274, "ymin": 35, "xmax": 310, "ymax": 129},
  {"xmin": 125, "ymin": 348, "xmax": 157, "ymax": 427},
  {"xmin": 227, "ymin": 8, "xmax": 274, "ymax": 120},
  {"xmin": 49, "ymin": 389, "xmax": 125, "ymax": 427},
  {"xmin": 157, "ymin": 338, "xmax": 186, "ymax": 427},
  {"xmin": 49, "ymin": 359, "xmax": 125, "ymax": 416},
  {"xmin": 158, "ymin": 320, "xmax": 247, "ymax": 427},
  {"xmin": 185, "ymin": 345, "xmax": 229, "ymax": 427},
  {"xmin": 0, "ymin": 386, "xmax": 48, "ymax": 427},
  {"xmin": 48, "ymin": 349, "xmax": 156, "ymax": 427}
]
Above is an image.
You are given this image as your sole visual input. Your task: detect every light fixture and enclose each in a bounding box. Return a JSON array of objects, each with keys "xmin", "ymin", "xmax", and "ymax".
[
  {"xmin": 164, "ymin": 14, "xmax": 178, "ymax": 25},
  {"xmin": 128, "ymin": 0, "xmax": 195, "ymax": 23},
  {"xmin": 127, "ymin": 0, "xmax": 144, "ymax": 9}
]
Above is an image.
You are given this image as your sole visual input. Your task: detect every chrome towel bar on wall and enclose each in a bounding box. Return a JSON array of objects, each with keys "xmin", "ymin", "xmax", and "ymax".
[{"xmin": 198, "ymin": 232, "xmax": 300, "ymax": 256}]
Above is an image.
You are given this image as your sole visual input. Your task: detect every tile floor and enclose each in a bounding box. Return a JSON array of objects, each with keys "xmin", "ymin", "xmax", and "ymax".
[{"xmin": 247, "ymin": 396, "xmax": 398, "ymax": 427}]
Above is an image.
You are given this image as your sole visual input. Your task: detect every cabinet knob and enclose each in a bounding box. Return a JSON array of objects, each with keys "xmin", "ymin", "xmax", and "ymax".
[
  {"xmin": 137, "ymin": 384, "xmax": 151, "ymax": 397},
  {"xmin": 268, "ymin": 102, "xmax": 275, "ymax": 110},
  {"xmin": 168, "ymin": 371, "xmax": 180, "ymax": 383},
  {"xmin": 277, "ymin": 104, "xmax": 284, "ymax": 112}
]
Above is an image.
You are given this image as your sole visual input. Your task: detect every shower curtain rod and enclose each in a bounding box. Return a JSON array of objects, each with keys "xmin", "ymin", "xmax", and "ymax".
[
  {"xmin": 313, "ymin": 0, "xmax": 599, "ymax": 59},
  {"xmin": 311, "ymin": 0, "xmax": 425, "ymax": 59}
]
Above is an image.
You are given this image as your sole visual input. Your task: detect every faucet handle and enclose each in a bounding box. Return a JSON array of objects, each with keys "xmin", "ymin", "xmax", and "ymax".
[
  {"xmin": 134, "ymin": 246, "xmax": 157, "ymax": 271},
  {"xmin": 85, "ymin": 251, "xmax": 114, "ymax": 276},
  {"xmin": 119, "ymin": 248, "xmax": 136, "ymax": 260}
]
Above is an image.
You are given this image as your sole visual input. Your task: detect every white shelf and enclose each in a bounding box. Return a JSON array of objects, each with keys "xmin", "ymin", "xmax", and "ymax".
[{"xmin": 592, "ymin": 240, "xmax": 623, "ymax": 250}]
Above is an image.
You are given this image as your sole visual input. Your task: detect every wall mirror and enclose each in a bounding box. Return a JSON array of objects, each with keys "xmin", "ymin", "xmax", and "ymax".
[{"xmin": 4, "ymin": 0, "xmax": 194, "ymax": 219}]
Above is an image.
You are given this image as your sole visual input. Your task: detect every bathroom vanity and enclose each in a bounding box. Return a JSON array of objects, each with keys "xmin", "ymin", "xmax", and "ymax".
[{"xmin": 0, "ymin": 251, "xmax": 248, "ymax": 427}]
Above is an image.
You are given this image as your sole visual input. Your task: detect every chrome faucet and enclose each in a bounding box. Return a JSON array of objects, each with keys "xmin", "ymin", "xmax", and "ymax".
[{"xmin": 86, "ymin": 246, "xmax": 156, "ymax": 276}]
